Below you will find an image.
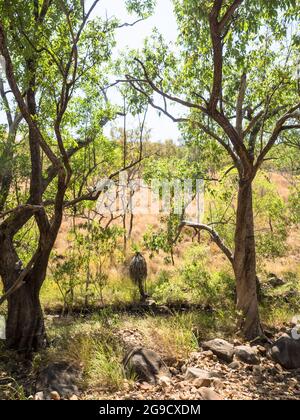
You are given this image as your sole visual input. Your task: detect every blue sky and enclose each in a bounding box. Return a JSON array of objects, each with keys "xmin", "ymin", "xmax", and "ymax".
[
  {"xmin": 94, "ymin": 0, "xmax": 181, "ymax": 142},
  {"xmin": 0, "ymin": 0, "xmax": 181, "ymax": 142}
]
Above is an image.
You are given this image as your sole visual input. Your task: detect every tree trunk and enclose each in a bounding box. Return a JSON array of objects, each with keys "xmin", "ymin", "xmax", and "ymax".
[
  {"xmin": 233, "ymin": 180, "xmax": 263, "ymax": 340},
  {"xmin": 0, "ymin": 228, "xmax": 55, "ymax": 354},
  {"xmin": 6, "ymin": 280, "xmax": 46, "ymax": 353}
]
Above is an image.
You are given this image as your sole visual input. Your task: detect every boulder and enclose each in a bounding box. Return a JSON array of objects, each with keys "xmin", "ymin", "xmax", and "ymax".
[
  {"xmin": 270, "ymin": 335, "xmax": 300, "ymax": 369},
  {"xmin": 36, "ymin": 362, "xmax": 81, "ymax": 399},
  {"xmin": 267, "ymin": 275, "xmax": 285, "ymax": 288},
  {"xmin": 123, "ymin": 348, "xmax": 168, "ymax": 384},
  {"xmin": 234, "ymin": 345, "xmax": 260, "ymax": 365},
  {"xmin": 202, "ymin": 339, "xmax": 234, "ymax": 363}
]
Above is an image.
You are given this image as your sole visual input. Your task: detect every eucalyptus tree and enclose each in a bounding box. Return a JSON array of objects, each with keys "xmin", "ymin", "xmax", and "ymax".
[
  {"xmin": 0, "ymin": 0, "xmax": 153, "ymax": 353},
  {"xmin": 126, "ymin": 0, "xmax": 300, "ymax": 339}
]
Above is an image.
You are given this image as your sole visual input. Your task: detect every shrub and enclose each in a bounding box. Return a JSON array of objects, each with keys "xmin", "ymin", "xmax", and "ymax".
[{"xmin": 152, "ymin": 245, "xmax": 235, "ymax": 307}]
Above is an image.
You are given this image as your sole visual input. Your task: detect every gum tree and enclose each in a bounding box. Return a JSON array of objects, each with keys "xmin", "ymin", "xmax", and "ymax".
[
  {"xmin": 126, "ymin": 0, "xmax": 300, "ymax": 338},
  {"xmin": 0, "ymin": 0, "xmax": 152, "ymax": 353}
]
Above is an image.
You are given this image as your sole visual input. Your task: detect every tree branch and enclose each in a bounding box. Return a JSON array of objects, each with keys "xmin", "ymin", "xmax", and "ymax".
[
  {"xmin": 219, "ymin": 0, "xmax": 244, "ymax": 31},
  {"xmin": 209, "ymin": 0, "xmax": 223, "ymax": 111},
  {"xmin": 125, "ymin": 77, "xmax": 242, "ymax": 170},
  {"xmin": 254, "ymin": 103, "xmax": 300, "ymax": 173},
  {"xmin": 179, "ymin": 220, "xmax": 234, "ymax": 265},
  {"xmin": 0, "ymin": 22, "xmax": 60, "ymax": 167}
]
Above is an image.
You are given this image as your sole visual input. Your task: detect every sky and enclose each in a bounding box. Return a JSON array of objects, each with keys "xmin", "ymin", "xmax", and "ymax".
[
  {"xmin": 94, "ymin": 0, "xmax": 181, "ymax": 142},
  {"xmin": 0, "ymin": 0, "xmax": 181, "ymax": 143}
]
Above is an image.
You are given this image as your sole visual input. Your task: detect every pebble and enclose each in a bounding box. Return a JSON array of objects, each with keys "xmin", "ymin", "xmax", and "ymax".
[{"xmin": 50, "ymin": 391, "xmax": 61, "ymax": 401}]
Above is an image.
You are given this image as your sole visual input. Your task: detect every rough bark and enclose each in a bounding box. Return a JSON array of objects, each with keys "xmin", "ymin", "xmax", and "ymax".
[
  {"xmin": 0, "ymin": 226, "xmax": 52, "ymax": 353},
  {"xmin": 6, "ymin": 281, "xmax": 46, "ymax": 353},
  {"xmin": 233, "ymin": 180, "xmax": 263, "ymax": 340}
]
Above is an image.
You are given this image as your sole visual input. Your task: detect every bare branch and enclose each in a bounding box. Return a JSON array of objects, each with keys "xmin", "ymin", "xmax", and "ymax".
[
  {"xmin": 126, "ymin": 77, "xmax": 242, "ymax": 170},
  {"xmin": 61, "ymin": 154, "xmax": 149, "ymax": 209},
  {"xmin": 117, "ymin": 18, "xmax": 144, "ymax": 28},
  {"xmin": 254, "ymin": 103, "xmax": 300, "ymax": 173},
  {"xmin": 129, "ymin": 59, "xmax": 206, "ymax": 112},
  {"xmin": 280, "ymin": 124, "xmax": 300, "ymax": 131},
  {"xmin": 179, "ymin": 220, "xmax": 234, "ymax": 265}
]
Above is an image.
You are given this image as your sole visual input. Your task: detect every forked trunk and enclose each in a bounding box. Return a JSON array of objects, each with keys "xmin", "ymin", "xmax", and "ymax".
[
  {"xmin": 0, "ymin": 231, "xmax": 54, "ymax": 354},
  {"xmin": 233, "ymin": 180, "xmax": 263, "ymax": 340}
]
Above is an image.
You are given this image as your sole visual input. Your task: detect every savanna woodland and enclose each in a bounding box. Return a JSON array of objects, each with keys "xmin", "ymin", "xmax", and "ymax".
[{"xmin": 0, "ymin": 0, "xmax": 300, "ymax": 402}]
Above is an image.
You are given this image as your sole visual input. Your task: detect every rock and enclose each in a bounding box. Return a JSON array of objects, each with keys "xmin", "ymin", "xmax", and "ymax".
[
  {"xmin": 234, "ymin": 346, "xmax": 260, "ymax": 365},
  {"xmin": 267, "ymin": 275, "xmax": 285, "ymax": 288},
  {"xmin": 213, "ymin": 378, "xmax": 224, "ymax": 391},
  {"xmin": 270, "ymin": 335, "xmax": 300, "ymax": 369},
  {"xmin": 181, "ymin": 365, "xmax": 187, "ymax": 374},
  {"xmin": 169, "ymin": 367, "xmax": 179, "ymax": 376},
  {"xmin": 250, "ymin": 334, "xmax": 273, "ymax": 346},
  {"xmin": 69, "ymin": 395, "xmax": 79, "ymax": 400},
  {"xmin": 252, "ymin": 365, "xmax": 263, "ymax": 377},
  {"xmin": 143, "ymin": 299, "xmax": 156, "ymax": 308},
  {"xmin": 256, "ymin": 345, "xmax": 267, "ymax": 355},
  {"xmin": 190, "ymin": 352, "xmax": 202, "ymax": 360},
  {"xmin": 36, "ymin": 362, "xmax": 81, "ymax": 399},
  {"xmin": 291, "ymin": 316, "xmax": 300, "ymax": 327},
  {"xmin": 202, "ymin": 339, "xmax": 234, "ymax": 363},
  {"xmin": 178, "ymin": 381, "xmax": 189, "ymax": 390},
  {"xmin": 202, "ymin": 350, "xmax": 214, "ymax": 358},
  {"xmin": 276, "ymin": 363, "xmax": 285, "ymax": 371},
  {"xmin": 254, "ymin": 375, "xmax": 264, "ymax": 385},
  {"xmin": 193, "ymin": 377, "xmax": 212, "ymax": 388},
  {"xmin": 199, "ymin": 387, "xmax": 223, "ymax": 400},
  {"xmin": 123, "ymin": 348, "xmax": 167, "ymax": 384},
  {"xmin": 139, "ymin": 382, "xmax": 152, "ymax": 391},
  {"xmin": 34, "ymin": 391, "xmax": 44, "ymax": 401},
  {"xmin": 186, "ymin": 367, "xmax": 209, "ymax": 380},
  {"xmin": 158, "ymin": 376, "xmax": 172, "ymax": 389},
  {"xmin": 50, "ymin": 391, "xmax": 61, "ymax": 401},
  {"xmin": 185, "ymin": 367, "xmax": 220, "ymax": 387},
  {"xmin": 228, "ymin": 361, "xmax": 241, "ymax": 370}
]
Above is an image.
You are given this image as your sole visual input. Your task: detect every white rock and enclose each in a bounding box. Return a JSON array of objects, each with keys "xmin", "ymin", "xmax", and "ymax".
[{"xmin": 34, "ymin": 391, "xmax": 44, "ymax": 401}]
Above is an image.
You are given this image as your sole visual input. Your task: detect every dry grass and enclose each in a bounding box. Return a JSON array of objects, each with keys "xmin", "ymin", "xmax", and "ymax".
[
  {"xmin": 38, "ymin": 171, "xmax": 300, "ymax": 348},
  {"xmin": 42, "ymin": 314, "xmax": 129, "ymax": 393}
]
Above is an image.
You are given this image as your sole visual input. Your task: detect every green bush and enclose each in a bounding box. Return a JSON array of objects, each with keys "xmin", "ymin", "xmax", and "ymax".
[{"xmin": 152, "ymin": 245, "xmax": 235, "ymax": 307}]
